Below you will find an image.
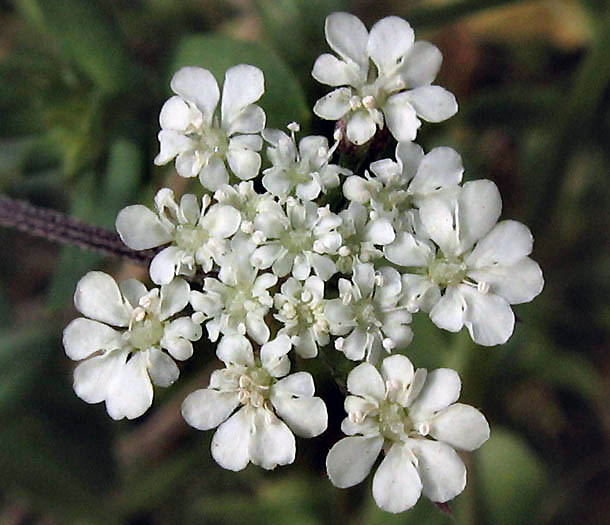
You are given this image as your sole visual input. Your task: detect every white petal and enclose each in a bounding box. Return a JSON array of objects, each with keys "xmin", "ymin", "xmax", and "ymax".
[
  {"xmin": 182, "ymin": 388, "xmax": 240, "ymax": 430},
  {"xmin": 246, "ymin": 313, "xmax": 271, "ymax": 346},
  {"xmin": 201, "ymin": 205, "xmax": 241, "ymax": 238},
  {"xmin": 458, "ymin": 180, "xmax": 502, "ymax": 254},
  {"xmin": 249, "ymin": 408, "xmax": 296, "ymax": 469},
  {"xmin": 146, "ymin": 347, "xmax": 179, "ymax": 387},
  {"xmin": 353, "ymin": 262, "xmax": 375, "ymax": 298},
  {"xmin": 346, "ymin": 110, "xmax": 377, "ymax": 145},
  {"xmin": 105, "ymin": 352, "xmax": 154, "ymax": 420},
  {"xmin": 467, "ymin": 257, "xmax": 544, "ymax": 304},
  {"xmin": 263, "ymin": 171, "xmax": 293, "ymax": 198},
  {"xmin": 252, "ymin": 245, "xmax": 282, "ymax": 269},
  {"xmin": 149, "ymin": 247, "xmax": 180, "ymax": 285},
  {"xmin": 73, "ymin": 350, "xmax": 125, "ymax": 404},
  {"xmin": 418, "ymin": 195, "xmax": 459, "ymax": 256},
  {"xmin": 459, "ymin": 284, "xmax": 515, "ymax": 346},
  {"xmin": 429, "ymin": 403, "xmax": 490, "ymax": 451},
  {"xmin": 372, "ymin": 443, "xmax": 422, "ymax": 513},
  {"xmin": 405, "ymin": 86, "xmax": 458, "ymax": 123},
  {"xmin": 159, "ymin": 96, "xmax": 192, "ymax": 131},
  {"xmin": 221, "ymin": 65, "xmax": 265, "ymax": 125},
  {"xmin": 312, "ymin": 53, "xmax": 359, "ymax": 87},
  {"xmin": 313, "ymin": 88, "xmax": 352, "ymax": 120},
  {"xmin": 383, "ymin": 93, "xmax": 420, "ymax": 142},
  {"xmin": 74, "ymin": 272, "xmax": 131, "ymax": 326},
  {"xmin": 296, "ymin": 179, "xmax": 321, "ymax": 201},
  {"xmin": 225, "ymin": 104, "xmax": 265, "ymax": 136},
  {"xmin": 409, "ymin": 368, "xmax": 461, "ymax": 416},
  {"xmin": 154, "ymin": 130, "xmax": 194, "ymax": 166},
  {"xmin": 179, "ymin": 193, "xmax": 200, "ymax": 225},
  {"xmin": 63, "ymin": 318, "xmax": 121, "ymax": 361},
  {"xmin": 175, "ymin": 150, "xmax": 200, "ymax": 178},
  {"xmin": 347, "ymin": 362, "xmax": 385, "ymax": 400},
  {"xmin": 430, "ymin": 286, "xmax": 465, "ymax": 333},
  {"xmin": 413, "ymin": 440, "xmax": 466, "ymax": 502},
  {"xmin": 273, "ymin": 371, "xmax": 314, "ymax": 397},
  {"xmin": 326, "ymin": 436, "xmax": 384, "ymax": 488},
  {"xmin": 199, "ymin": 156, "xmax": 229, "ymax": 191},
  {"xmin": 363, "ymin": 218, "xmax": 395, "ymax": 245},
  {"xmin": 367, "ymin": 16, "xmax": 414, "ymax": 77},
  {"xmin": 162, "ymin": 337, "xmax": 193, "ymax": 362},
  {"xmin": 399, "ymin": 41, "xmax": 442, "ymax": 88},
  {"xmin": 395, "ymin": 141, "xmax": 424, "ymax": 180},
  {"xmin": 325, "ymin": 12, "xmax": 369, "ymax": 70},
  {"xmin": 260, "ymin": 334, "xmax": 291, "ymax": 374},
  {"xmin": 409, "ymin": 147, "xmax": 463, "ymax": 197},
  {"xmin": 119, "ymin": 279, "xmax": 149, "ymax": 309},
  {"xmin": 380, "ymin": 354, "xmax": 414, "ymax": 390},
  {"xmin": 170, "ymin": 66, "xmax": 219, "ymax": 119},
  {"xmin": 401, "ymin": 274, "xmax": 441, "ymax": 313},
  {"xmin": 217, "ymin": 334, "xmax": 254, "ymax": 367},
  {"xmin": 384, "ymin": 231, "xmax": 433, "ymax": 267},
  {"xmin": 466, "ymin": 220, "xmax": 534, "ymax": 268},
  {"xmin": 343, "ymin": 328, "xmax": 370, "ymax": 361},
  {"xmin": 309, "ymin": 253, "xmax": 336, "ymax": 281},
  {"xmin": 343, "ymin": 175, "xmax": 371, "ymax": 203},
  {"xmin": 227, "ymin": 147, "xmax": 261, "ymax": 181},
  {"xmin": 159, "ymin": 278, "xmax": 190, "ymax": 320},
  {"xmin": 272, "ymin": 393, "xmax": 327, "ymax": 437},
  {"xmin": 159, "ymin": 96, "xmax": 191, "ymax": 132},
  {"xmin": 211, "ymin": 407, "xmax": 252, "ymax": 471}
]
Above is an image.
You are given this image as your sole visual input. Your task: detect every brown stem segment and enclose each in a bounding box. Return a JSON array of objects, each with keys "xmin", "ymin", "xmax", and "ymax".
[{"xmin": 0, "ymin": 194, "xmax": 156, "ymax": 265}]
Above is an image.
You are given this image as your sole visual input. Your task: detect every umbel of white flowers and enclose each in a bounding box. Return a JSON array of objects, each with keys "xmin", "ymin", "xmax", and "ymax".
[{"xmin": 61, "ymin": 11, "xmax": 544, "ymax": 516}]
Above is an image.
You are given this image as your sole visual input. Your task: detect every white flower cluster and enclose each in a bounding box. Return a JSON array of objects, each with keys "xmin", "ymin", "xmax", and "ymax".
[{"xmin": 62, "ymin": 12, "xmax": 543, "ymax": 515}]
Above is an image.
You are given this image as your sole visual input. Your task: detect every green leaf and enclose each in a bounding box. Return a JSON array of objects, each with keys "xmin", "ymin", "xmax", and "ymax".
[
  {"xmin": 0, "ymin": 327, "xmax": 53, "ymax": 416},
  {"xmin": 171, "ymin": 34, "xmax": 310, "ymax": 129},
  {"xmin": 99, "ymin": 139, "xmax": 144, "ymax": 229},
  {"xmin": 36, "ymin": 0, "xmax": 129, "ymax": 94},
  {"xmin": 477, "ymin": 428, "xmax": 548, "ymax": 523}
]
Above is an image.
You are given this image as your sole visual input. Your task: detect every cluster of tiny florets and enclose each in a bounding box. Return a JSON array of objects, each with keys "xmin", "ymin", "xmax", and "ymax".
[{"xmin": 62, "ymin": 12, "xmax": 543, "ymax": 515}]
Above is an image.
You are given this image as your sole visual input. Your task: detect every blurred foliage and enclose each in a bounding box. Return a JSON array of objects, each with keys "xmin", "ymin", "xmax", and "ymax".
[{"xmin": 1, "ymin": 0, "xmax": 609, "ymax": 523}]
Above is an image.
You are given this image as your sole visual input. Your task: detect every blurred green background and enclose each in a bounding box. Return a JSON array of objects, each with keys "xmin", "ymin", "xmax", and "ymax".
[{"xmin": 1, "ymin": 0, "xmax": 609, "ymax": 523}]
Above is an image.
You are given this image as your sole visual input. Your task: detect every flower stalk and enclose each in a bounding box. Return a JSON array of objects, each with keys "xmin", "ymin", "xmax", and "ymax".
[{"xmin": 0, "ymin": 194, "xmax": 156, "ymax": 265}]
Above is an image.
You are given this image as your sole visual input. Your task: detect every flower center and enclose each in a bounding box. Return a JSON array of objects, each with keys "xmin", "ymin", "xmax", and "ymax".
[
  {"xmin": 238, "ymin": 367, "xmax": 273, "ymax": 408},
  {"xmin": 281, "ymin": 229, "xmax": 313, "ymax": 253},
  {"xmin": 199, "ymin": 126, "xmax": 228, "ymax": 157},
  {"xmin": 174, "ymin": 224, "xmax": 209, "ymax": 252},
  {"xmin": 378, "ymin": 400, "xmax": 410, "ymax": 442},
  {"xmin": 354, "ymin": 299, "xmax": 382, "ymax": 330},
  {"xmin": 128, "ymin": 317, "xmax": 164, "ymax": 350},
  {"xmin": 428, "ymin": 257, "xmax": 467, "ymax": 288}
]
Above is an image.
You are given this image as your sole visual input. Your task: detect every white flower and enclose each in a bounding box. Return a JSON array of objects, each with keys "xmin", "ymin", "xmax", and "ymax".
[
  {"xmin": 251, "ymin": 198, "xmax": 342, "ymax": 281},
  {"xmin": 336, "ymin": 201, "xmax": 395, "ymax": 274},
  {"xmin": 325, "ymin": 263, "xmax": 412, "ymax": 363},
  {"xmin": 63, "ymin": 272, "xmax": 202, "ymax": 420},
  {"xmin": 214, "ymin": 181, "xmax": 283, "ymax": 235},
  {"xmin": 343, "ymin": 143, "xmax": 463, "ymax": 231},
  {"xmin": 326, "ymin": 355, "xmax": 489, "ymax": 514},
  {"xmin": 312, "ymin": 13, "xmax": 457, "ymax": 145},
  {"xmin": 274, "ymin": 276, "xmax": 329, "ymax": 358},
  {"xmin": 154, "ymin": 65, "xmax": 265, "ymax": 190},
  {"xmin": 261, "ymin": 124, "xmax": 349, "ymax": 201},
  {"xmin": 116, "ymin": 188, "xmax": 241, "ymax": 285},
  {"xmin": 181, "ymin": 334, "xmax": 328, "ymax": 471},
  {"xmin": 190, "ymin": 236, "xmax": 277, "ymax": 344},
  {"xmin": 386, "ymin": 180, "xmax": 544, "ymax": 346}
]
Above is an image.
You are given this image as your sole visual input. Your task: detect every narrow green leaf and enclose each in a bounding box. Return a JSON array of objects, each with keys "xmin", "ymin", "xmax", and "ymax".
[
  {"xmin": 100, "ymin": 139, "xmax": 144, "ymax": 229},
  {"xmin": 36, "ymin": 0, "xmax": 129, "ymax": 94},
  {"xmin": 171, "ymin": 34, "xmax": 310, "ymax": 129},
  {"xmin": 477, "ymin": 428, "xmax": 548, "ymax": 523}
]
